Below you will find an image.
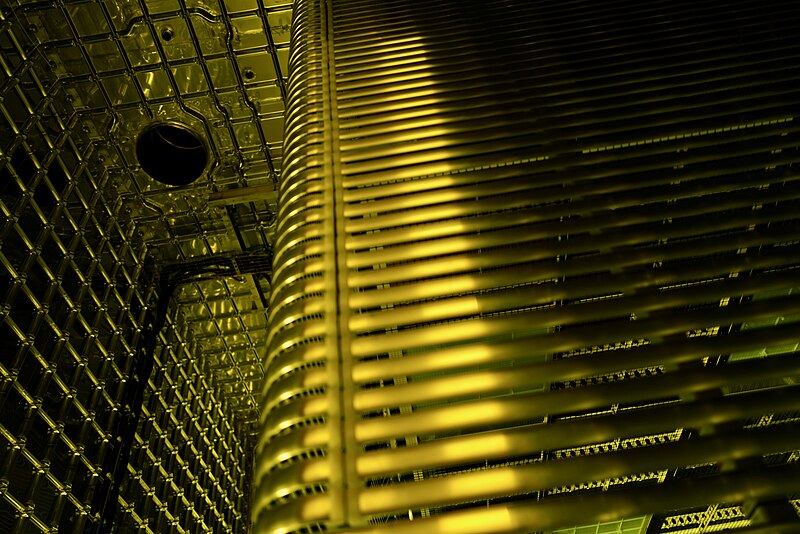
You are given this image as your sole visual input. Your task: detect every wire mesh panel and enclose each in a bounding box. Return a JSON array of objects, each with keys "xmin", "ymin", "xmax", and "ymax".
[
  {"xmin": 256, "ymin": 0, "xmax": 800, "ymax": 533},
  {"xmin": 3, "ymin": 0, "xmax": 289, "ymax": 428},
  {"xmin": 1, "ymin": 3, "xmax": 147, "ymax": 530},
  {"xmin": 1, "ymin": 0, "xmax": 274, "ymax": 532},
  {"xmin": 115, "ymin": 310, "xmax": 250, "ymax": 534}
]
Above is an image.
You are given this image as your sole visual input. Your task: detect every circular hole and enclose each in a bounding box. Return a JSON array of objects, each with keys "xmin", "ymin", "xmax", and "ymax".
[
  {"xmin": 243, "ymin": 68, "xmax": 256, "ymax": 81},
  {"xmin": 160, "ymin": 27, "xmax": 174, "ymax": 41},
  {"xmin": 136, "ymin": 123, "xmax": 208, "ymax": 186}
]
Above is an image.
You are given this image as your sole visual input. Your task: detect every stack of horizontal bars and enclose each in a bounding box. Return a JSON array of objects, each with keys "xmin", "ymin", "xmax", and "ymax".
[{"xmin": 253, "ymin": 0, "xmax": 800, "ymax": 532}]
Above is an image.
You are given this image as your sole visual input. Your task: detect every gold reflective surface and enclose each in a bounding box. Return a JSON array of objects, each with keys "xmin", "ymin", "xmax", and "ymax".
[{"xmin": 255, "ymin": 0, "xmax": 800, "ymax": 533}]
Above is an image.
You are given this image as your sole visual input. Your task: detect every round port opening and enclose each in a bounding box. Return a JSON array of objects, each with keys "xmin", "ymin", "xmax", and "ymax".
[
  {"xmin": 160, "ymin": 26, "xmax": 174, "ymax": 41},
  {"xmin": 243, "ymin": 68, "xmax": 256, "ymax": 81},
  {"xmin": 136, "ymin": 123, "xmax": 208, "ymax": 186}
]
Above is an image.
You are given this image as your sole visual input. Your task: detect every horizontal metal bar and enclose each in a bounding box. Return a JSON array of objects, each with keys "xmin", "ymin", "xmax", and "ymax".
[
  {"xmin": 349, "ymin": 273, "xmax": 800, "ymax": 358},
  {"xmin": 337, "ymin": 464, "xmax": 800, "ymax": 534},
  {"xmin": 352, "ymin": 324, "xmax": 800, "ymax": 411},
  {"xmin": 354, "ymin": 352, "xmax": 800, "ymax": 442},
  {"xmin": 351, "ymin": 310, "xmax": 800, "ymax": 383},
  {"xmin": 208, "ymin": 185, "xmax": 280, "ymax": 207},
  {"xmin": 358, "ymin": 423, "xmax": 800, "ymax": 514},
  {"xmin": 356, "ymin": 385, "xmax": 800, "ymax": 476}
]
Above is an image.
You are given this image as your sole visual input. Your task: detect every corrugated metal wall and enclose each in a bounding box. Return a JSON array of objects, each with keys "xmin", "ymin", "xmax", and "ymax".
[
  {"xmin": 0, "ymin": 0, "xmax": 263, "ymax": 531},
  {"xmin": 256, "ymin": 0, "xmax": 800, "ymax": 533}
]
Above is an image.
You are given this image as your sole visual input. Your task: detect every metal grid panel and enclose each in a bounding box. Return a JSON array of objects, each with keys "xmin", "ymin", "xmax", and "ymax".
[
  {"xmin": 5, "ymin": 0, "xmax": 288, "ymax": 424},
  {"xmin": 20, "ymin": 0, "xmax": 289, "ymax": 184},
  {"xmin": 1, "ymin": 0, "xmax": 280, "ymax": 530},
  {"xmin": 117, "ymin": 309, "xmax": 250, "ymax": 534},
  {"xmin": 1, "ymin": 4, "xmax": 150, "ymax": 530},
  {"xmin": 552, "ymin": 517, "xmax": 649, "ymax": 534}
]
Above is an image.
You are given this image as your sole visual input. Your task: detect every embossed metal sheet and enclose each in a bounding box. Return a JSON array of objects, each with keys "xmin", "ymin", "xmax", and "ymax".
[{"xmin": 255, "ymin": 0, "xmax": 800, "ymax": 533}]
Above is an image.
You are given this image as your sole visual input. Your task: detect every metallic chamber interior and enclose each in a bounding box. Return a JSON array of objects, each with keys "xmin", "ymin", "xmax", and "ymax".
[
  {"xmin": 1, "ymin": 0, "xmax": 287, "ymax": 530},
  {"xmin": 1, "ymin": 0, "xmax": 800, "ymax": 533}
]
